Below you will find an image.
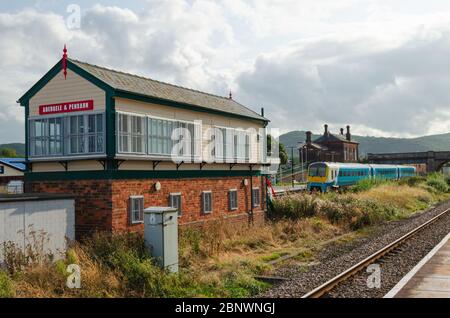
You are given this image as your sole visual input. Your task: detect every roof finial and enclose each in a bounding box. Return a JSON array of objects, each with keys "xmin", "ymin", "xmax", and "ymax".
[
  {"xmin": 229, "ymin": 90, "xmax": 233, "ymax": 99},
  {"xmin": 62, "ymin": 44, "xmax": 68, "ymax": 79}
]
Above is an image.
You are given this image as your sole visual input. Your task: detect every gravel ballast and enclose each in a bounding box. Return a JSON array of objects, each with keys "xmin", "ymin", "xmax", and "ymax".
[{"xmin": 261, "ymin": 200, "xmax": 450, "ymax": 298}]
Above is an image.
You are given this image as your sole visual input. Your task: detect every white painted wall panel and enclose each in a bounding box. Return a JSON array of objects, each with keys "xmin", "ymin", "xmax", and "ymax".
[{"xmin": 0, "ymin": 199, "xmax": 75, "ymax": 263}]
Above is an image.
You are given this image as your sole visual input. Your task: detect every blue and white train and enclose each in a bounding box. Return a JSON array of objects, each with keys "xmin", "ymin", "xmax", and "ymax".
[{"xmin": 307, "ymin": 162, "xmax": 416, "ymax": 192}]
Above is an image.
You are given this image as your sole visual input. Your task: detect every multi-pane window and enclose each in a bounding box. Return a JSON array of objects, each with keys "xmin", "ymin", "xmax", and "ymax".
[
  {"xmin": 214, "ymin": 127, "xmax": 248, "ymax": 162},
  {"xmin": 117, "ymin": 113, "xmax": 145, "ymax": 154},
  {"xmin": 29, "ymin": 114, "xmax": 104, "ymax": 157},
  {"xmin": 87, "ymin": 114, "xmax": 104, "ymax": 153},
  {"xmin": 252, "ymin": 187, "xmax": 260, "ymax": 207},
  {"xmin": 169, "ymin": 193, "xmax": 182, "ymax": 216},
  {"xmin": 229, "ymin": 189, "xmax": 238, "ymax": 210},
  {"xmin": 29, "ymin": 118, "xmax": 63, "ymax": 157},
  {"xmin": 48, "ymin": 118, "xmax": 63, "ymax": 155},
  {"xmin": 131, "ymin": 116, "xmax": 145, "ymax": 153},
  {"xmin": 148, "ymin": 118, "xmax": 174, "ymax": 155},
  {"xmin": 68, "ymin": 114, "xmax": 104, "ymax": 154},
  {"xmin": 202, "ymin": 191, "xmax": 213, "ymax": 214},
  {"xmin": 118, "ymin": 113, "xmax": 130, "ymax": 153},
  {"xmin": 129, "ymin": 196, "xmax": 144, "ymax": 224}
]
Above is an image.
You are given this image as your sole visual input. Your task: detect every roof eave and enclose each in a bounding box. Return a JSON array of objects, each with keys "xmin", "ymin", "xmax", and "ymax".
[{"xmin": 114, "ymin": 89, "xmax": 269, "ymax": 124}]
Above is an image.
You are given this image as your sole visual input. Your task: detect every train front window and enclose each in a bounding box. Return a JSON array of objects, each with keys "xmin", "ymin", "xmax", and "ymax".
[{"xmin": 309, "ymin": 165, "xmax": 326, "ymax": 177}]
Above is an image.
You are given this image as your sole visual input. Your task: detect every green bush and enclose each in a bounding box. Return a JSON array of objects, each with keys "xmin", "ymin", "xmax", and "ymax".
[
  {"xmin": 270, "ymin": 194, "xmax": 318, "ymax": 220},
  {"xmin": 84, "ymin": 232, "xmax": 197, "ymax": 297},
  {"xmin": 350, "ymin": 178, "xmax": 387, "ymax": 193},
  {"xmin": 426, "ymin": 173, "xmax": 449, "ymax": 193},
  {"xmin": 0, "ymin": 271, "xmax": 15, "ymax": 298},
  {"xmin": 349, "ymin": 200, "xmax": 400, "ymax": 230},
  {"xmin": 398, "ymin": 176, "xmax": 426, "ymax": 187}
]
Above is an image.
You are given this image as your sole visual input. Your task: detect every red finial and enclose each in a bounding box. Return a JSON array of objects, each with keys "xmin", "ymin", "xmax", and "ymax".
[
  {"xmin": 229, "ymin": 91, "xmax": 232, "ymax": 99},
  {"xmin": 62, "ymin": 44, "xmax": 68, "ymax": 79}
]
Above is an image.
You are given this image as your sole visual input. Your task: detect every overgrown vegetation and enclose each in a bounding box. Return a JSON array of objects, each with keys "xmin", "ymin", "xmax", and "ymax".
[
  {"xmin": 1, "ymin": 173, "xmax": 448, "ymax": 298},
  {"xmin": 272, "ymin": 173, "xmax": 449, "ymax": 231}
]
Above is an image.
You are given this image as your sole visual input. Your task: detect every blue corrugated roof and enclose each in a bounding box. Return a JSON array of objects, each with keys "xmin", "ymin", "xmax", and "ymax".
[{"xmin": 0, "ymin": 158, "xmax": 26, "ymax": 171}]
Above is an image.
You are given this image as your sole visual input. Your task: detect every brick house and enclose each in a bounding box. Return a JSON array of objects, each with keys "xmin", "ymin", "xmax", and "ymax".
[
  {"xmin": 18, "ymin": 57, "xmax": 269, "ymax": 239},
  {"xmin": 300, "ymin": 124, "xmax": 359, "ymax": 164}
]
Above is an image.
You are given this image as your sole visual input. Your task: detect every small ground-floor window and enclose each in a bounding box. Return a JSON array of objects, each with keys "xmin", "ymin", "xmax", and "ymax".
[
  {"xmin": 252, "ymin": 187, "xmax": 260, "ymax": 207},
  {"xmin": 129, "ymin": 196, "xmax": 144, "ymax": 224},
  {"xmin": 229, "ymin": 189, "xmax": 238, "ymax": 210},
  {"xmin": 202, "ymin": 191, "xmax": 213, "ymax": 214},
  {"xmin": 170, "ymin": 193, "xmax": 182, "ymax": 216}
]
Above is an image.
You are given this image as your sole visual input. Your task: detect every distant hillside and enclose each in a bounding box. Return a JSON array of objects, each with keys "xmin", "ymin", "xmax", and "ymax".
[
  {"xmin": 280, "ymin": 131, "xmax": 450, "ymax": 157},
  {"xmin": 0, "ymin": 143, "xmax": 25, "ymax": 157}
]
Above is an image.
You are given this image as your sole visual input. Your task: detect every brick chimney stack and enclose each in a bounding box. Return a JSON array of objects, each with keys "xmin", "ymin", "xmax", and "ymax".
[
  {"xmin": 346, "ymin": 125, "xmax": 351, "ymax": 141},
  {"xmin": 324, "ymin": 124, "xmax": 329, "ymax": 136},
  {"xmin": 306, "ymin": 131, "xmax": 312, "ymax": 144},
  {"xmin": 340, "ymin": 128, "xmax": 344, "ymax": 135}
]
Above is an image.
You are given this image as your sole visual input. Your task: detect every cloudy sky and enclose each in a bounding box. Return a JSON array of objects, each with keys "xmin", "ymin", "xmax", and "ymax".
[{"xmin": 1, "ymin": 0, "xmax": 450, "ymax": 143}]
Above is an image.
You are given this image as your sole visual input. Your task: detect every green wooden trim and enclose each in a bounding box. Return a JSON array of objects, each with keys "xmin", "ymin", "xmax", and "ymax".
[
  {"xmin": 24, "ymin": 100, "xmax": 29, "ymax": 172},
  {"xmin": 25, "ymin": 169, "xmax": 261, "ymax": 181},
  {"xmin": 18, "ymin": 59, "xmax": 114, "ymax": 105},
  {"xmin": 114, "ymin": 90, "xmax": 269, "ymax": 124},
  {"xmin": 106, "ymin": 91, "xmax": 116, "ymax": 169}
]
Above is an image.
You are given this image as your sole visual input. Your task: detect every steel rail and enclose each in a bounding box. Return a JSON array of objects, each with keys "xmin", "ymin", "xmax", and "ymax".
[{"xmin": 301, "ymin": 207, "xmax": 450, "ymax": 298}]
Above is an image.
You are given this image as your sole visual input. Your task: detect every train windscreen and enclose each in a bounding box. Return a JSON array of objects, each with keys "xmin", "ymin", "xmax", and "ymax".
[{"xmin": 309, "ymin": 163, "xmax": 326, "ymax": 177}]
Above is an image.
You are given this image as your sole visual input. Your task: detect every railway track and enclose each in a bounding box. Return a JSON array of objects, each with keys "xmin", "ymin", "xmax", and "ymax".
[{"xmin": 301, "ymin": 207, "xmax": 450, "ymax": 298}]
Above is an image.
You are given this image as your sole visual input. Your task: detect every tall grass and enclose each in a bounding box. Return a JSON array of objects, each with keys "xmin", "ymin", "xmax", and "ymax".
[
  {"xmin": 426, "ymin": 173, "xmax": 449, "ymax": 193},
  {"xmin": 271, "ymin": 173, "xmax": 449, "ymax": 231},
  {"xmin": 350, "ymin": 178, "xmax": 389, "ymax": 192}
]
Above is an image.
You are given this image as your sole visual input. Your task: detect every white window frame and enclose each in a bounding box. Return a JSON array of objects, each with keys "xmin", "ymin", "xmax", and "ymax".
[
  {"xmin": 117, "ymin": 111, "xmax": 146, "ymax": 155},
  {"xmin": 148, "ymin": 116, "xmax": 176, "ymax": 156},
  {"xmin": 169, "ymin": 192, "xmax": 182, "ymax": 217},
  {"xmin": 129, "ymin": 195, "xmax": 144, "ymax": 224},
  {"xmin": 252, "ymin": 187, "xmax": 260, "ymax": 207},
  {"xmin": 229, "ymin": 189, "xmax": 238, "ymax": 211},
  {"xmin": 67, "ymin": 112, "xmax": 105, "ymax": 155},
  {"xmin": 28, "ymin": 111, "xmax": 105, "ymax": 159},
  {"xmin": 202, "ymin": 190, "xmax": 213, "ymax": 214}
]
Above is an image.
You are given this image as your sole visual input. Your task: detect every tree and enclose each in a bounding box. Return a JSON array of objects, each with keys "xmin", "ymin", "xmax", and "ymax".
[
  {"xmin": 0, "ymin": 148, "xmax": 17, "ymax": 158},
  {"xmin": 267, "ymin": 134, "xmax": 288, "ymax": 165},
  {"xmin": 279, "ymin": 143, "xmax": 289, "ymax": 165}
]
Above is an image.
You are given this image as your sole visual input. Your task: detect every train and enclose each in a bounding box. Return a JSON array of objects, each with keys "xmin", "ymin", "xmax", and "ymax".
[{"xmin": 307, "ymin": 162, "xmax": 416, "ymax": 192}]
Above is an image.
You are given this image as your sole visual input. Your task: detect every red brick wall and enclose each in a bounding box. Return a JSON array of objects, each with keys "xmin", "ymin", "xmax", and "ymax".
[
  {"xmin": 26, "ymin": 175, "xmax": 266, "ymax": 239},
  {"xmin": 110, "ymin": 176, "xmax": 265, "ymax": 232},
  {"xmin": 26, "ymin": 179, "xmax": 113, "ymax": 239}
]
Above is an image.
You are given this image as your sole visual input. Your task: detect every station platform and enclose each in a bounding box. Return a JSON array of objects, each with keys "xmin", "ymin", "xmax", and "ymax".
[{"xmin": 385, "ymin": 233, "xmax": 450, "ymax": 298}]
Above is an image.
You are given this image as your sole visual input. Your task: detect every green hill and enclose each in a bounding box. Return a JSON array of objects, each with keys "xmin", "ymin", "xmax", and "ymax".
[
  {"xmin": 280, "ymin": 131, "xmax": 450, "ymax": 157},
  {"xmin": 0, "ymin": 143, "xmax": 25, "ymax": 157}
]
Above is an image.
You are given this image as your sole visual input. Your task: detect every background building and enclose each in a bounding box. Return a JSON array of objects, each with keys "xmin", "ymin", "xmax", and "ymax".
[
  {"xmin": 300, "ymin": 124, "xmax": 359, "ymax": 164},
  {"xmin": 18, "ymin": 57, "xmax": 269, "ymax": 239},
  {"xmin": 0, "ymin": 158, "xmax": 25, "ymax": 193}
]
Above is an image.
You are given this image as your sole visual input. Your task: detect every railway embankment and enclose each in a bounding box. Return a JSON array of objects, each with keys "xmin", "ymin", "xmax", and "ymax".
[{"xmin": 262, "ymin": 174, "xmax": 450, "ymax": 297}]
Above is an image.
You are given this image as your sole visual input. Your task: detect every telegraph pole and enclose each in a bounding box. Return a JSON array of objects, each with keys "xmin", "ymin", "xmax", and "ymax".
[{"xmin": 286, "ymin": 146, "xmax": 296, "ymax": 189}]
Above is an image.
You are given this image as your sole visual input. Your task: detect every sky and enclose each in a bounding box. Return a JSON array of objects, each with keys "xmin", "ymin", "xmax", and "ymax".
[{"xmin": 1, "ymin": 0, "xmax": 450, "ymax": 143}]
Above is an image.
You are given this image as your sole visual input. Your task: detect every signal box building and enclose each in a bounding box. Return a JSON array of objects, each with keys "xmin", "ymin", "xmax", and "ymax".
[{"xmin": 18, "ymin": 57, "xmax": 269, "ymax": 239}]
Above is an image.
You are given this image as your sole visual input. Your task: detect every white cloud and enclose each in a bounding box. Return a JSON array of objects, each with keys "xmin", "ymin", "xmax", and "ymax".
[{"xmin": 0, "ymin": 0, "xmax": 450, "ymax": 144}]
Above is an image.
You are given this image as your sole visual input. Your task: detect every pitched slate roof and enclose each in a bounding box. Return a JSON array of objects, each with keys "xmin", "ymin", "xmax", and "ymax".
[
  {"xmin": 314, "ymin": 133, "xmax": 353, "ymax": 144},
  {"xmin": 0, "ymin": 158, "xmax": 26, "ymax": 171},
  {"xmin": 69, "ymin": 59, "xmax": 268, "ymax": 122}
]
